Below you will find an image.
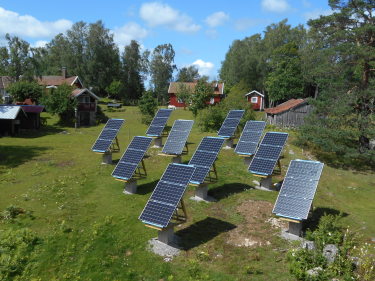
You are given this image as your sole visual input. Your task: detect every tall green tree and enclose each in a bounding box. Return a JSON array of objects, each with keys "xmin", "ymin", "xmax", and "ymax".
[
  {"xmin": 0, "ymin": 46, "xmax": 9, "ymax": 75},
  {"xmin": 6, "ymin": 80, "xmax": 42, "ymax": 102},
  {"xmin": 176, "ymin": 83, "xmax": 192, "ymax": 109},
  {"xmin": 122, "ymin": 40, "xmax": 145, "ymax": 102},
  {"xmin": 299, "ymin": 0, "xmax": 375, "ymax": 167},
  {"xmin": 189, "ymin": 79, "xmax": 214, "ymax": 117},
  {"xmin": 176, "ymin": 66, "xmax": 200, "ymax": 82},
  {"xmin": 138, "ymin": 90, "xmax": 157, "ymax": 124},
  {"xmin": 150, "ymin": 44, "xmax": 176, "ymax": 104}
]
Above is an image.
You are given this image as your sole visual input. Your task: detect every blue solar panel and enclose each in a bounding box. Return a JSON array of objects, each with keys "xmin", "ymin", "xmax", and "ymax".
[
  {"xmin": 92, "ymin": 119, "xmax": 125, "ymax": 153},
  {"xmin": 162, "ymin": 119, "xmax": 194, "ymax": 155},
  {"xmin": 273, "ymin": 160, "xmax": 324, "ymax": 221},
  {"xmin": 188, "ymin": 137, "xmax": 225, "ymax": 184},
  {"xmin": 248, "ymin": 132, "xmax": 288, "ymax": 176},
  {"xmin": 235, "ymin": 121, "xmax": 266, "ymax": 155},
  {"xmin": 139, "ymin": 163, "xmax": 195, "ymax": 228},
  {"xmin": 218, "ymin": 110, "xmax": 244, "ymax": 137},
  {"xmin": 112, "ymin": 136, "xmax": 152, "ymax": 180},
  {"xmin": 146, "ymin": 109, "xmax": 173, "ymax": 137}
]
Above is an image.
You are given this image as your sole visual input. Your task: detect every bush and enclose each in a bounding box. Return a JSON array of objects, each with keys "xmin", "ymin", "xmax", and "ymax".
[
  {"xmin": 0, "ymin": 205, "xmax": 25, "ymax": 221},
  {"xmin": 138, "ymin": 90, "xmax": 157, "ymax": 124},
  {"xmin": 96, "ymin": 105, "xmax": 109, "ymax": 124},
  {"xmin": 6, "ymin": 80, "xmax": 42, "ymax": 103}
]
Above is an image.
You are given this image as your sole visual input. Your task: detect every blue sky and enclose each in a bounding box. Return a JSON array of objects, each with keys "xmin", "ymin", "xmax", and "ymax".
[{"xmin": 0, "ymin": 0, "xmax": 331, "ymax": 79}]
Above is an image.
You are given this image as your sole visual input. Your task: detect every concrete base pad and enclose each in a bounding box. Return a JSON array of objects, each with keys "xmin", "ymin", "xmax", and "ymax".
[
  {"xmin": 189, "ymin": 185, "xmax": 217, "ymax": 202},
  {"xmin": 190, "ymin": 195, "xmax": 217, "ymax": 203},
  {"xmin": 148, "ymin": 238, "xmax": 180, "ymax": 259},
  {"xmin": 101, "ymin": 153, "xmax": 112, "ymax": 164},
  {"xmin": 223, "ymin": 139, "xmax": 234, "ymax": 150},
  {"xmin": 280, "ymin": 229, "xmax": 304, "ymax": 241},
  {"xmin": 123, "ymin": 180, "xmax": 137, "ymax": 194},
  {"xmin": 254, "ymin": 177, "xmax": 273, "ymax": 191}
]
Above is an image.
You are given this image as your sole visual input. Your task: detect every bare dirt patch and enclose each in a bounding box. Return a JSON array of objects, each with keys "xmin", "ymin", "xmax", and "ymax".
[
  {"xmin": 227, "ymin": 200, "xmax": 287, "ymax": 248},
  {"xmin": 56, "ymin": 160, "xmax": 75, "ymax": 167}
]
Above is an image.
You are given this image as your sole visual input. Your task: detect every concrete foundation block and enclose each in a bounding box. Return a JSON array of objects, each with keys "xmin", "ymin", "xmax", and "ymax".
[
  {"xmin": 172, "ymin": 155, "xmax": 182, "ymax": 164},
  {"xmin": 102, "ymin": 152, "xmax": 112, "ymax": 164},
  {"xmin": 223, "ymin": 138, "xmax": 234, "ymax": 149},
  {"xmin": 153, "ymin": 137, "xmax": 163, "ymax": 148},
  {"xmin": 196, "ymin": 184, "xmax": 208, "ymax": 200},
  {"xmin": 260, "ymin": 177, "xmax": 273, "ymax": 190},
  {"xmin": 123, "ymin": 180, "xmax": 138, "ymax": 194},
  {"xmin": 158, "ymin": 225, "xmax": 175, "ymax": 245},
  {"xmin": 288, "ymin": 221, "xmax": 303, "ymax": 237},
  {"xmin": 244, "ymin": 157, "xmax": 252, "ymax": 166}
]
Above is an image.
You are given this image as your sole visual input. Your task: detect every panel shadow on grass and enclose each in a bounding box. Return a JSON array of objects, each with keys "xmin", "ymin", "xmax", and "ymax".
[
  {"xmin": 136, "ymin": 180, "xmax": 159, "ymax": 195},
  {"xmin": 176, "ymin": 217, "xmax": 236, "ymax": 250},
  {"xmin": 0, "ymin": 145, "xmax": 49, "ymax": 169},
  {"xmin": 17, "ymin": 124, "xmax": 64, "ymax": 138},
  {"xmin": 304, "ymin": 207, "xmax": 349, "ymax": 232},
  {"xmin": 208, "ymin": 183, "xmax": 254, "ymax": 201}
]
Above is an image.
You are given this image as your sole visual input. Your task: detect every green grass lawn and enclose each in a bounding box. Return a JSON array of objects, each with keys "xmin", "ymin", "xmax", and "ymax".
[{"xmin": 0, "ymin": 106, "xmax": 374, "ymax": 280}]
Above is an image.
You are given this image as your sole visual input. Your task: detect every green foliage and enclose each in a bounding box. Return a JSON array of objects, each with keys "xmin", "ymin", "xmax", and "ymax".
[
  {"xmin": 176, "ymin": 83, "xmax": 192, "ymax": 109},
  {"xmin": 138, "ymin": 90, "xmax": 157, "ymax": 124},
  {"xmin": 305, "ymin": 214, "xmax": 344, "ymax": 251},
  {"xmin": 95, "ymin": 105, "xmax": 109, "ymax": 124},
  {"xmin": 176, "ymin": 65, "xmax": 200, "ymax": 82},
  {"xmin": 197, "ymin": 81, "xmax": 255, "ymax": 132},
  {"xmin": 189, "ymin": 79, "xmax": 214, "ymax": 117},
  {"xmin": 105, "ymin": 80, "xmax": 124, "ymax": 100},
  {"xmin": 6, "ymin": 80, "xmax": 42, "ymax": 103},
  {"xmin": 0, "ymin": 228, "xmax": 39, "ymax": 281},
  {"xmin": 41, "ymin": 84, "xmax": 77, "ymax": 124},
  {"xmin": 0, "ymin": 205, "xmax": 25, "ymax": 221},
  {"xmin": 150, "ymin": 44, "xmax": 176, "ymax": 104},
  {"xmin": 265, "ymin": 42, "xmax": 305, "ymax": 102}
]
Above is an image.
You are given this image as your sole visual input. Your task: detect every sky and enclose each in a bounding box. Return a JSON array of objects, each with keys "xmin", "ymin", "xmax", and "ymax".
[{"xmin": 0, "ymin": 0, "xmax": 331, "ymax": 80}]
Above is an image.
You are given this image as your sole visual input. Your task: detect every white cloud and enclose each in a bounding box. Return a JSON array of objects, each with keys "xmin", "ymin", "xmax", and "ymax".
[
  {"xmin": 32, "ymin": 40, "xmax": 48, "ymax": 48},
  {"xmin": 205, "ymin": 29, "xmax": 218, "ymax": 39},
  {"xmin": 140, "ymin": 2, "xmax": 200, "ymax": 33},
  {"xmin": 205, "ymin": 11, "xmax": 229, "ymax": 28},
  {"xmin": 0, "ymin": 7, "xmax": 72, "ymax": 38},
  {"xmin": 234, "ymin": 18, "xmax": 264, "ymax": 31},
  {"xmin": 113, "ymin": 22, "xmax": 148, "ymax": 47},
  {"xmin": 304, "ymin": 9, "xmax": 332, "ymax": 20},
  {"xmin": 191, "ymin": 59, "xmax": 214, "ymax": 77},
  {"xmin": 261, "ymin": 0, "xmax": 290, "ymax": 13}
]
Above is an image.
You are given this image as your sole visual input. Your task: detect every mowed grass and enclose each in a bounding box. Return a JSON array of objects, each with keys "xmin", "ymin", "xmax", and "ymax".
[{"xmin": 0, "ymin": 106, "xmax": 374, "ymax": 280}]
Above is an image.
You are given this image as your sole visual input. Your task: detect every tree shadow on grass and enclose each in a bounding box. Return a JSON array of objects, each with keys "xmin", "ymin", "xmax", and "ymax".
[
  {"xmin": 176, "ymin": 217, "xmax": 236, "ymax": 250},
  {"xmin": 136, "ymin": 180, "xmax": 159, "ymax": 195},
  {"xmin": 0, "ymin": 145, "xmax": 49, "ymax": 169},
  {"xmin": 304, "ymin": 207, "xmax": 349, "ymax": 232},
  {"xmin": 208, "ymin": 183, "xmax": 254, "ymax": 201},
  {"xmin": 16, "ymin": 124, "xmax": 64, "ymax": 138}
]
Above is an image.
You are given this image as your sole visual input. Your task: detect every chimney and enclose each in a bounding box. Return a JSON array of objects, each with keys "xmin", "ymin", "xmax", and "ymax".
[{"xmin": 62, "ymin": 67, "xmax": 67, "ymax": 78}]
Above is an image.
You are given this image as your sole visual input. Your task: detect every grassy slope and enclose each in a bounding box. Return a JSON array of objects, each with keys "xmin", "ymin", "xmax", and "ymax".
[{"xmin": 0, "ymin": 106, "xmax": 374, "ymax": 280}]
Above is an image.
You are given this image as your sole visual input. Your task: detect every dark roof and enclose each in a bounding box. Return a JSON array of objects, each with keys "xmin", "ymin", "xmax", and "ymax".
[
  {"xmin": 168, "ymin": 82, "xmax": 224, "ymax": 96},
  {"xmin": 265, "ymin": 99, "xmax": 306, "ymax": 115},
  {"xmin": 20, "ymin": 105, "xmax": 45, "ymax": 113}
]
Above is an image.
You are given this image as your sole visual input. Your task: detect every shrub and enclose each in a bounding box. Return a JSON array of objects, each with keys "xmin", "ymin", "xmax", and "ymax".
[
  {"xmin": 6, "ymin": 80, "xmax": 43, "ymax": 103},
  {"xmin": 0, "ymin": 205, "xmax": 25, "ymax": 221},
  {"xmin": 138, "ymin": 90, "xmax": 157, "ymax": 124}
]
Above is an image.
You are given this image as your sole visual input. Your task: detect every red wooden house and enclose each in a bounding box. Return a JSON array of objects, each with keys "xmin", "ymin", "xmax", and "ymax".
[
  {"xmin": 168, "ymin": 81, "xmax": 224, "ymax": 108},
  {"xmin": 245, "ymin": 90, "xmax": 264, "ymax": 111}
]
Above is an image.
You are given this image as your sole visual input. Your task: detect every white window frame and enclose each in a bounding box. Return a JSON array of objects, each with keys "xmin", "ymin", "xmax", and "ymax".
[
  {"xmin": 251, "ymin": 96, "xmax": 258, "ymax": 103},
  {"xmin": 177, "ymin": 98, "xmax": 183, "ymax": 103},
  {"xmin": 210, "ymin": 97, "xmax": 215, "ymax": 104}
]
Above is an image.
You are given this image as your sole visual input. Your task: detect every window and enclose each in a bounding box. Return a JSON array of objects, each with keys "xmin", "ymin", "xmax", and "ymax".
[
  {"xmin": 251, "ymin": 96, "xmax": 258, "ymax": 103},
  {"xmin": 177, "ymin": 98, "xmax": 183, "ymax": 103},
  {"xmin": 210, "ymin": 97, "xmax": 215, "ymax": 104}
]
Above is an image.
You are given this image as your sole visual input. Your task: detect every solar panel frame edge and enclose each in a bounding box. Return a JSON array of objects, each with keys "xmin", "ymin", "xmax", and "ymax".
[
  {"xmin": 161, "ymin": 119, "xmax": 194, "ymax": 155},
  {"xmin": 91, "ymin": 119, "xmax": 125, "ymax": 152}
]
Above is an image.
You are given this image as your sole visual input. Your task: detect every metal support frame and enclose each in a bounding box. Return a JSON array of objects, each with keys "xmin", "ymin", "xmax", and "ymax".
[
  {"xmin": 110, "ymin": 136, "xmax": 120, "ymax": 152},
  {"xmin": 171, "ymin": 199, "xmax": 188, "ymax": 224},
  {"xmin": 273, "ymin": 159, "xmax": 282, "ymax": 175},
  {"xmin": 207, "ymin": 162, "xmax": 218, "ymax": 183},
  {"xmin": 134, "ymin": 159, "xmax": 147, "ymax": 178}
]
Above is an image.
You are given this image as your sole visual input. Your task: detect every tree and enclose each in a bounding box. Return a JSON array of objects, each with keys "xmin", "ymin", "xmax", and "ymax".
[
  {"xmin": 189, "ymin": 79, "xmax": 214, "ymax": 117},
  {"xmin": 122, "ymin": 40, "xmax": 145, "ymax": 103},
  {"xmin": 138, "ymin": 90, "xmax": 157, "ymax": 124},
  {"xmin": 105, "ymin": 80, "xmax": 124, "ymax": 100},
  {"xmin": 6, "ymin": 80, "xmax": 42, "ymax": 102},
  {"xmin": 176, "ymin": 83, "xmax": 192, "ymax": 109},
  {"xmin": 298, "ymin": 0, "xmax": 375, "ymax": 167},
  {"xmin": 265, "ymin": 42, "xmax": 305, "ymax": 103},
  {"xmin": 0, "ymin": 46, "xmax": 9, "ymax": 75},
  {"xmin": 176, "ymin": 66, "xmax": 200, "ymax": 82},
  {"xmin": 41, "ymin": 84, "xmax": 77, "ymax": 124},
  {"xmin": 150, "ymin": 44, "xmax": 176, "ymax": 104}
]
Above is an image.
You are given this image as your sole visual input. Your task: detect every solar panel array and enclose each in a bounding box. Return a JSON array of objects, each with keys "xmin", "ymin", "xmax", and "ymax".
[
  {"xmin": 146, "ymin": 109, "xmax": 173, "ymax": 137},
  {"xmin": 162, "ymin": 119, "xmax": 194, "ymax": 155},
  {"xmin": 139, "ymin": 163, "xmax": 195, "ymax": 228},
  {"xmin": 92, "ymin": 119, "xmax": 125, "ymax": 153},
  {"xmin": 188, "ymin": 137, "xmax": 225, "ymax": 184},
  {"xmin": 217, "ymin": 110, "xmax": 245, "ymax": 138},
  {"xmin": 248, "ymin": 132, "xmax": 288, "ymax": 176},
  {"xmin": 112, "ymin": 136, "xmax": 152, "ymax": 180},
  {"xmin": 235, "ymin": 121, "xmax": 266, "ymax": 155},
  {"xmin": 273, "ymin": 160, "xmax": 324, "ymax": 221}
]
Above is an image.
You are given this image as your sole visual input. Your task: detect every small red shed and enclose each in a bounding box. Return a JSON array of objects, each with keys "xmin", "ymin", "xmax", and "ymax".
[{"xmin": 245, "ymin": 90, "xmax": 264, "ymax": 111}]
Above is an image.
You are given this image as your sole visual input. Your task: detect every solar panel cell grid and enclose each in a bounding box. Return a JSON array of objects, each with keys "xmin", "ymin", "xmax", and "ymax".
[
  {"xmin": 190, "ymin": 166, "xmax": 210, "ymax": 184},
  {"xmin": 128, "ymin": 137, "xmax": 152, "ymax": 151},
  {"xmin": 189, "ymin": 151, "xmax": 217, "ymax": 167},
  {"xmin": 161, "ymin": 164, "xmax": 195, "ymax": 186},
  {"xmin": 249, "ymin": 157, "xmax": 276, "ymax": 175},
  {"xmin": 151, "ymin": 182, "xmax": 185, "ymax": 206},
  {"xmin": 98, "ymin": 129, "xmax": 118, "ymax": 140},
  {"xmin": 243, "ymin": 121, "xmax": 266, "ymax": 132},
  {"xmin": 105, "ymin": 119, "xmax": 124, "ymax": 130},
  {"xmin": 92, "ymin": 139, "xmax": 113, "ymax": 152},
  {"xmin": 121, "ymin": 149, "xmax": 145, "ymax": 164},
  {"xmin": 273, "ymin": 195, "xmax": 312, "ymax": 220},
  {"xmin": 261, "ymin": 133, "xmax": 288, "ymax": 146},
  {"xmin": 156, "ymin": 109, "xmax": 173, "ymax": 118},
  {"xmin": 227, "ymin": 110, "xmax": 245, "ymax": 119},
  {"xmin": 238, "ymin": 131, "xmax": 263, "ymax": 143},
  {"xmin": 198, "ymin": 137, "xmax": 225, "ymax": 153},
  {"xmin": 279, "ymin": 177, "xmax": 318, "ymax": 199},
  {"xmin": 235, "ymin": 142, "xmax": 258, "ymax": 155},
  {"xmin": 221, "ymin": 118, "xmax": 241, "ymax": 128},
  {"xmin": 92, "ymin": 119, "xmax": 125, "ymax": 152},
  {"xmin": 139, "ymin": 201, "xmax": 176, "ymax": 228},
  {"xmin": 218, "ymin": 127, "xmax": 237, "ymax": 137},
  {"xmin": 112, "ymin": 162, "xmax": 138, "ymax": 180},
  {"xmin": 255, "ymin": 145, "xmax": 283, "ymax": 160}
]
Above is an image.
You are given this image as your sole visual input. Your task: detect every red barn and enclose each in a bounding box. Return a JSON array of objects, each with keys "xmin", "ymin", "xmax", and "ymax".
[
  {"xmin": 245, "ymin": 90, "xmax": 264, "ymax": 111},
  {"xmin": 168, "ymin": 81, "xmax": 224, "ymax": 108}
]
